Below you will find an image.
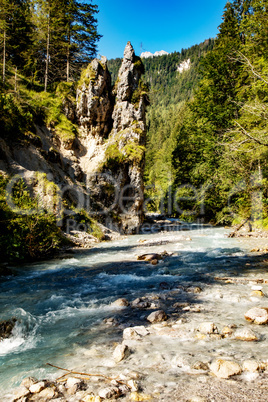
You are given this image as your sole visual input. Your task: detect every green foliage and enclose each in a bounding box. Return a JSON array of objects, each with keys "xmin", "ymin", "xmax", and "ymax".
[
  {"xmin": 0, "ymin": 92, "xmax": 35, "ymax": 141},
  {"xmin": 168, "ymin": 0, "xmax": 268, "ymax": 227},
  {"xmin": 0, "ymin": 0, "xmax": 101, "ymax": 87},
  {"xmin": 102, "ymin": 131, "xmax": 145, "ymax": 171},
  {"xmin": 77, "ymin": 64, "xmax": 97, "ymax": 88},
  {"xmin": 0, "ymin": 174, "xmax": 65, "ymax": 262},
  {"xmin": 67, "ymin": 209, "xmax": 105, "ymax": 240}
]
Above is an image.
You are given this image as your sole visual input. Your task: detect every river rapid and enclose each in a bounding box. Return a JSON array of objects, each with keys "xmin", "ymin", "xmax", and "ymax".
[{"xmin": 1, "ymin": 225, "xmax": 268, "ymax": 401}]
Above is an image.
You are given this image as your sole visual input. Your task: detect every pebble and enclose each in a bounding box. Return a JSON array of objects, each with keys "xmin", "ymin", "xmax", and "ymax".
[
  {"xmin": 245, "ymin": 307, "xmax": 268, "ymax": 324},
  {"xmin": 210, "ymin": 359, "xmax": 242, "ymax": 379},
  {"xmin": 98, "ymin": 386, "xmax": 120, "ymax": 399},
  {"xmin": 113, "ymin": 344, "xmax": 128, "ymax": 362},
  {"xmin": 234, "ymin": 327, "xmax": 259, "ymax": 341},
  {"xmin": 242, "ymin": 360, "xmax": 260, "ymax": 372},
  {"xmin": 198, "ymin": 322, "xmax": 218, "ymax": 334},
  {"xmin": 146, "ymin": 310, "xmax": 167, "ymax": 323},
  {"xmin": 29, "ymin": 381, "xmax": 45, "ymax": 394}
]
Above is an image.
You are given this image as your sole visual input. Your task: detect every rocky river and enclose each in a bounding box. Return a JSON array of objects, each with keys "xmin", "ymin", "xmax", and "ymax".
[{"xmin": 1, "ymin": 224, "xmax": 268, "ymax": 401}]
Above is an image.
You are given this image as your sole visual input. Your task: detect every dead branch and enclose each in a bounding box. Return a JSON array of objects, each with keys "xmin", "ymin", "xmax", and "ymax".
[
  {"xmin": 46, "ymin": 363, "xmax": 129, "ymax": 386},
  {"xmin": 228, "ymin": 217, "xmax": 250, "ymax": 238},
  {"xmin": 214, "ymin": 276, "xmax": 268, "ymax": 284},
  {"xmin": 234, "ymin": 121, "xmax": 268, "ymax": 146},
  {"xmin": 231, "ymin": 51, "xmax": 268, "ymax": 85}
]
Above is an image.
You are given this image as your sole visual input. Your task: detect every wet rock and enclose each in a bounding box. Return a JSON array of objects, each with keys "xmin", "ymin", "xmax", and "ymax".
[
  {"xmin": 104, "ymin": 317, "xmax": 119, "ymax": 326},
  {"xmin": 113, "ymin": 344, "xmax": 128, "ymax": 362},
  {"xmin": 210, "ymin": 359, "xmax": 242, "ymax": 379},
  {"xmin": 66, "ymin": 377, "xmax": 86, "ymax": 395},
  {"xmin": 111, "ymin": 298, "xmax": 129, "ymax": 307},
  {"xmin": 123, "ymin": 327, "xmax": 142, "ymax": 340},
  {"xmin": 0, "ymin": 318, "xmax": 17, "ymax": 340},
  {"xmin": 29, "ymin": 381, "xmax": 45, "ymax": 394},
  {"xmin": 13, "ymin": 386, "xmax": 30, "ymax": 401},
  {"xmin": 242, "ymin": 360, "xmax": 260, "ymax": 372},
  {"xmin": 151, "ymin": 259, "xmax": 158, "ymax": 265},
  {"xmin": 186, "ymin": 286, "xmax": 202, "ymax": 293},
  {"xmin": 131, "ymin": 298, "xmax": 151, "ymax": 309},
  {"xmin": 244, "ymin": 307, "xmax": 268, "ymax": 324},
  {"xmin": 198, "ymin": 322, "xmax": 218, "ymax": 334},
  {"xmin": 137, "ymin": 253, "xmax": 162, "ymax": 262},
  {"xmin": 147, "ymin": 310, "xmax": 167, "ymax": 323},
  {"xmin": 192, "ymin": 361, "xmax": 209, "ymax": 371},
  {"xmin": 222, "ymin": 326, "xmax": 233, "ymax": 336},
  {"xmin": 20, "ymin": 377, "xmax": 37, "ymax": 389},
  {"xmin": 32, "ymin": 386, "xmax": 57, "ymax": 400},
  {"xmin": 234, "ymin": 327, "xmax": 259, "ymax": 341},
  {"xmin": 98, "ymin": 386, "xmax": 121, "ymax": 399}
]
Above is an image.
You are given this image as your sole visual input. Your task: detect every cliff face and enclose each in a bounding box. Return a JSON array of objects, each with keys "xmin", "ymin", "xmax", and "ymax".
[
  {"xmin": 0, "ymin": 43, "xmax": 148, "ymax": 234},
  {"xmin": 76, "ymin": 42, "xmax": 147, "ymax": 233}
]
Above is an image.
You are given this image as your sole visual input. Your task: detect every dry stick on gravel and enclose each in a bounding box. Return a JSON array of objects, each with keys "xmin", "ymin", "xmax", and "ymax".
[
  {"xmin": 46, "ymin": 363, "xmax": 130, "ymax": 386},
  {"xmin": 214, "ymin": 276, "xmax": 268, "ymax": 283}
]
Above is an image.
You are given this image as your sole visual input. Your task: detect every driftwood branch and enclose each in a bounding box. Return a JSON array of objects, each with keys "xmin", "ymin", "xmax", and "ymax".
[
  {"xmin": 214, "ymin": 276, "xmax": 268, "ymax": 284},
  {"xmin": 46, "ymin": 363, "xmax": 129, "ymax": 386},
  {"xmin": 228, "ymin": 217, "xmax": 250, "ymax": 238}
]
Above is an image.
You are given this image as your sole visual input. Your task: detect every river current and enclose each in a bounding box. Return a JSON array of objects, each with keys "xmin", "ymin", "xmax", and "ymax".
[{"xmin": 1, "ymin": 225, "xmax": 268, "ymax": 400}]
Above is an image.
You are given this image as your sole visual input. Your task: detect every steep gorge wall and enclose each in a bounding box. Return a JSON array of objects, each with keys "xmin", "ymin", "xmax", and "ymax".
[{"xmin": 0, "ymin": 43, "xmax": 148, "ymax": 234}]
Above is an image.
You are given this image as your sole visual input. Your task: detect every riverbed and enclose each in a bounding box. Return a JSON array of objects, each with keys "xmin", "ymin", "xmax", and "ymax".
[{"xmin": 1, "ymin": 225, "xmax": 268, "ymax": 401}]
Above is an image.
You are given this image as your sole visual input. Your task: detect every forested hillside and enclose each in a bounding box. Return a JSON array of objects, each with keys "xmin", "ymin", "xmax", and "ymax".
[
  {"xmin": 109, "ymin": 0, "xmax": 268, "ymax": 227},
  {"xmin": 108, "ymin": 40, "xmax": 215, "ymax": 214},
  {"xmin": 171, "ymin": 0, "xmax": 268, "ymax": 226}
]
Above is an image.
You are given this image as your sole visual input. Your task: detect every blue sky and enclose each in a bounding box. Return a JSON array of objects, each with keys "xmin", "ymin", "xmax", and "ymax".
[{"xmin": 95, "ymin": 0, "xmax": 228, "ymax": 59}]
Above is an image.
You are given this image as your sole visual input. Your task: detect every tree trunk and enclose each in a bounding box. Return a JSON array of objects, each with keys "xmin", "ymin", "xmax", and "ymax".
[
  {"xmin": 44, "ymin": 14, "xmax": 50, "ymax": 92},
  {"xmin": 3, "ymin": 29, "xmax": 6, "ymax": 85},
  {"xmin": 66, "ymin": 28, "xmax": 70, "ymax": 82}
]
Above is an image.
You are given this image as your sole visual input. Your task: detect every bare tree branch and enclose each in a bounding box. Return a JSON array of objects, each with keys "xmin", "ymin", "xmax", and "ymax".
[
  {"xmin": 234, "ymin": 121, "xmax": 268, "ymax": 147},
  {"xmin": 235, "ymin": 51, "xmax": 268, "ymax": 85}
]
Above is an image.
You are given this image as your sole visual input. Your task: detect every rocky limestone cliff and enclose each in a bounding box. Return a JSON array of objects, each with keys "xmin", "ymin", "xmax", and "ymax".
[
  {"xmin": 0, "ymin": 42, "xmax": 148, "ymax": 234},
  {"xmin": 76, "ymin": 42, "xmax": 148, "ymax": 233}
]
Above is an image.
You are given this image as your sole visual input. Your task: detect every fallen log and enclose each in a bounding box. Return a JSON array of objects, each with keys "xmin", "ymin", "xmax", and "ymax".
[{"xmin": 228, "ymin": 217, "xmax": 250, "ymax": 238}]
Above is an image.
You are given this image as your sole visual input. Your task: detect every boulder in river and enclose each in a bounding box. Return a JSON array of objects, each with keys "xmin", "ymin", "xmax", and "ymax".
[
  {"xmin": 0, "ymin": 318, "xmax": 17, "ymax": 340},
  {"xmin": 147, "ymin": 310, "xmax": 167, "ymax": 323},
  {"xmin": 111, "ymin": 298, "xmax": 129, "ymax": 307},
  {"xmin": 244, "ymin": 307, "xmax": 268, "ymax": 324},
  {"xmin": 137, "ymin": 253, "xmax": 162, "ymax": 262},
  {"xmin": 210, "ymin": 359, "xmax": 242, "ymax": 379}
]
